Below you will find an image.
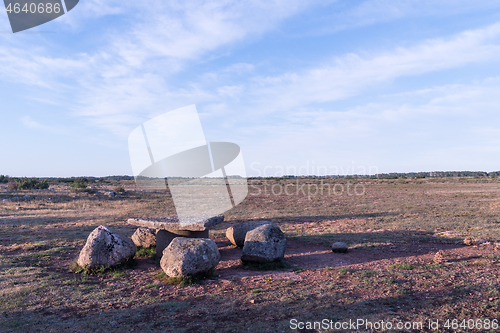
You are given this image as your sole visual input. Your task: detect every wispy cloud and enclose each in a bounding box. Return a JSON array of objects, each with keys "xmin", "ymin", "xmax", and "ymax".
[
  {"xmin": 20, "ymin": 115, "xmax": 44, "ymax": 129},
  {"xmin": 239, "ymin": 22, "xmax": 500, "ymax": 115},
  {"xmin": 239, "ymin": 76, "xmax": 500, "ymax": 174},
  {"xmin": 302, "ymin": 0, "xmax": 500, "ymax": 35},
  {"xmin": 1, "ymin": 0, "xmax": 324, "ymax": 136}
]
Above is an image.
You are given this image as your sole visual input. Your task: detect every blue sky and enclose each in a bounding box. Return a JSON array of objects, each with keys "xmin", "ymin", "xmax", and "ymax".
[{"xmin": 1, "ymin": 0, "xmax": 500, "ymax": 177}]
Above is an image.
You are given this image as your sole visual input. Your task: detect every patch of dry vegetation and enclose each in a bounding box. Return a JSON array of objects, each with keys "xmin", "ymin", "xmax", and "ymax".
[{"xmin": 1, "ymin": 177, "xmax": 500, "ymax": 332}]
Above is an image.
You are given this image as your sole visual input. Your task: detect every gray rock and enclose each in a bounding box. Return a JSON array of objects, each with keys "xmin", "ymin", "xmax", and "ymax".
[
  {"xmin": 129, "ymin": 215, "xmax": 224, "ymax": 232},
  {"xmin": 77, "ymin": 225, "xmax": 136, "ymax": 270},
  {"xmin": 331, "ymin": 242, "xmax": 348, "ymax": 253},
  {"xmin": 226, "ymin": 221, "xmax": 272, "ymax": 247},
  {"xmin": 241, "ymin": 224, "xmax": 286, "ymax": 263},
  {"xmin": 131, "ymin": 227, "xmax": 156, "ymax": 248},
  {"xmin": 160, "ymin": 237, "xmax": 220, "ymax": 278}
]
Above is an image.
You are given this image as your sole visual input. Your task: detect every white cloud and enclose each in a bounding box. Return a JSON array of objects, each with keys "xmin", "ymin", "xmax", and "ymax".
[
  {"xmin": 235, "ymin": 21, "xmax": 500, "ymax": 115},
  {"xmin": 239, "ymin": 76, "xmax": 500, "ymax": 175},
  {"xmin": 307, "ymin": 0, "xmax": 500, "ymax": 35},
  {"xmin": 20, "ymin": 115, "xmax": 43, "ymax": 129},
  {"xmin": 0, "ymin": 0, "xmax": 322, "ymax": 136}
]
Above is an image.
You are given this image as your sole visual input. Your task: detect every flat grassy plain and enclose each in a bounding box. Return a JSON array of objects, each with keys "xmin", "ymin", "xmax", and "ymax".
[{"xmin": 2, "ymin": 177, "xmax": 500, "ymax": 332}]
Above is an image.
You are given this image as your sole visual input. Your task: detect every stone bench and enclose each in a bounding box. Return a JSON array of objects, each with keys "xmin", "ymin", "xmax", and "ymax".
[{"xmin": 127, "ymin": 215, "xmax": 224, "ymax": 255}]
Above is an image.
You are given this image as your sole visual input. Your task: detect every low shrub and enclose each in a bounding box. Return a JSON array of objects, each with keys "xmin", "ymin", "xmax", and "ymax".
[
  {"xmin": 114, "ymin": 186, "xmax": 125, "ymax": 193},
  {"xmin": 7, "ymin": 181, "xmax": 17, "ymax": 191},
  {"xmin": 13, "ymin": 177, "xmax": 49, "ymax": 190},
  {"xmin": 71, "ymin": 178, "xmax": 88, "ymax": 189}
]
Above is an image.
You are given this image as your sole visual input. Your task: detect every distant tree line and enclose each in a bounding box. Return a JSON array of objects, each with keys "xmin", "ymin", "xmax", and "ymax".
[
  {"xmin": 250, "ymin": 171, "xmax": 500, "ymax": 179},
  {"xmin": 373, "ymin": 171, "xmax": 493, "ymax": 179},
  {"xmin": 2, "ymin": 171, "xmax": 499, "ymax": 190},
  {"xmin": 0, "ymin": 175, "xmax": 49, "ymax": 190}
]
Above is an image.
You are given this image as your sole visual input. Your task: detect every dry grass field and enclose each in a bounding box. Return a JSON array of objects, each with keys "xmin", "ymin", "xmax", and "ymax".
[{"xmin": 2, "ymin": 177, "xmax": 500, "ymax": 332}]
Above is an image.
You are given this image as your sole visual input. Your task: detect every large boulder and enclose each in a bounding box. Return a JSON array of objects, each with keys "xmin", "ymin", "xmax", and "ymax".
[
  {"xmin": 160, "ymin": 237, "xmax": 220, "ymax": 278},
  {"xmin": 131, "ymin": 227, "xmax": 156, "ymax": 248},
  {"xmin": 77, "ymin": 225, "xmax": 136, "ymax": 270},
  {"xmin": 226, "ymin": 221, "xmax": 272, "ymax": 247},
  {"xmin": 241, "ymin": 224, "xmax": 286, "ymax": 263}
]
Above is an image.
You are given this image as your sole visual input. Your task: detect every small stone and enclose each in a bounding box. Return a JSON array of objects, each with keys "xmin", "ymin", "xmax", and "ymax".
[
  {"xmin": 226, "ymin": 221, "xmax": 272, "ymax": 247},
  {"xmin": 463, "ymin": 237, "xmax": 475, "ymax": 246},
  {"xmin": 241, "ymin": 224, "xmax": 286, "ymax": 263},
  {"xmin": 433, "ymin": 250, "xmax": 446, "ymax": 264},
  {"xmin": 331, "ymin": 242, "xmax": 348, "ymax": 253},
  {"xmin": 131, "ymin": 227, "xmax": 156, "ymax": 248},
  {"xmin": 160, "ymin": 237, "xmax": 220, "ymax": 278},
  {"xmin": 250, "ymin": 300, "xmax": 255, "ymax": 304}
]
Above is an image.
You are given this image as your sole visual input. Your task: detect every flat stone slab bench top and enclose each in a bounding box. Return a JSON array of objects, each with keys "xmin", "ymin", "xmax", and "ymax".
[{"xmin": 127, "ymin": 215, "xmax": 224, "ymax": 232}]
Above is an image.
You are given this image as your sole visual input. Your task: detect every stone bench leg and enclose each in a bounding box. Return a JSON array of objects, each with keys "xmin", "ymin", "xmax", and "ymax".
[{"xmin": 156, "ymin": 229, "xmax": 209, "ymax": 257}]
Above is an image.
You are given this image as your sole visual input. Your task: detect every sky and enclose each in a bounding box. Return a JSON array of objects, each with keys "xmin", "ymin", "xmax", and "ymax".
[{"xmin": 1, "ymin": 0, "xmax": 500, "ymax": 177}]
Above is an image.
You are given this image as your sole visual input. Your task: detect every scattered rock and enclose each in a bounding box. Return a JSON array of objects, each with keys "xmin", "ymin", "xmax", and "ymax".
[
  {"xmin": 463, "ymin": 237, "xmax": 475, "ymax": 246},
  {"xmin": 241, "ymin": 224, "xmax": 286, "ymax": 263},
  {"xmin": 160, "ymin": 237, "xmax": 220, "ymax": 278},
  {"xmin": 226, "ymin": 221, "xmax": 272, "ymax": 247},
  {"xmin": 433, "ymin": 250, "xmax": 446, "ymax": 264},
  {"xmin": 77, "ymin": 225, "xmax": 136, "ymax": 270},
  {"xmin": 131, "ymin": 227, "xmax": 156, "ymax": 248},
  {"xmin": 106, "ymin": 191, "xmax": 117, "ymax": 197},
  {"xmin": 331, "ymin": 242, "xmax": 348, "ymax": 253}
]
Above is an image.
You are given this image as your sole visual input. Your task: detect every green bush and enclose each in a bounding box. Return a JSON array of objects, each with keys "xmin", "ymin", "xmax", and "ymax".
[
  {"xmin": 14, "ymin": 177, "xmax": 49, "ymax": 190},
  {"xmin": 71, "ymin": 178, "xmax": 88, "ymax": 189},
  {"xmin": 0, "ymin": 175, "xmax": 8, "ymax": 184},
  {"xmin": 58, "ymin": 178, "xmax": 75, "ymax": 184}
]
